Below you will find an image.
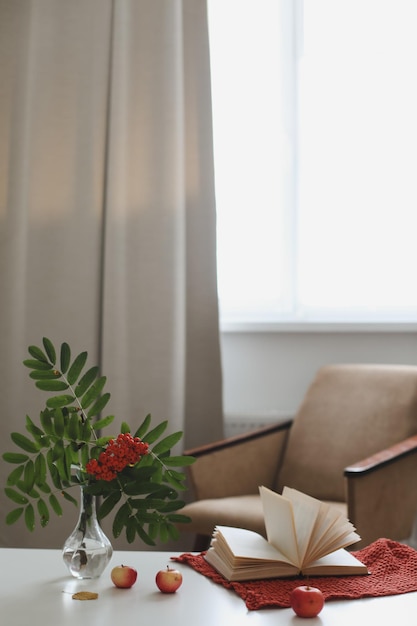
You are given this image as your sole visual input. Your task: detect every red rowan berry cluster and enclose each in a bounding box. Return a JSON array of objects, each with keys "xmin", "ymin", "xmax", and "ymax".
[{"xmin": 86, "ymin": 432, "xmax": 149, "ymax": 481}]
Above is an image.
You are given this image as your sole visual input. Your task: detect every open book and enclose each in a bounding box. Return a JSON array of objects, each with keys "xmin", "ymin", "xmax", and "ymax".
[{"xmin": 204, "ymin": 486, "xmax": 369, "ymax": 581}]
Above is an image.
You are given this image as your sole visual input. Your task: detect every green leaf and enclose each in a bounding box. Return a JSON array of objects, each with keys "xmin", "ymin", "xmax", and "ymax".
[
  {"xmin": 93, "ymin": 414, "xmax": 115, "ymax": 430},
  {"xmin": 25, "ymin": 415, "xmax": 44, "ymax": 440},
  {"xmin": 29, "ymin": 369, "xmax": 60, "ymax": 380},
  {"xmin": 162, "ymin": 455, "xmax": 196, "ymax": 467},
  {"xmin": 125, "ymin": 481, "xmax": 173, "ymax": 494},
  {"xmin": 165, "ymin": 469, "xmax": 186, "ymax": 483},
  {"xmin": 64, "ymin": 445, "xmax": 73, "ymax": 480},
  {"xmin": 135, "ymin": 510, "xmax": 158, "ymax": 524},
  {"xmin": 6, "ymin": 508, "xmax": 24, "ymax": 525},
  {"xmin": 135, "ymin": 523, "xmax": 155, "ymax": 546},
  {"xmin": 112, "ymin": 503, "xmax": 130, "ymax": 538},
  {"xmin": 127, "ymin": 466, "xmax": 160, "ymax": 482},
  {"xmin": 138, "ymin": 452, "xmax": 159, "ymax": 469},
  {"xmin": 5, "ymin": 487, "xmax": 28, "ymax": 505},
  {"xmin": 143, "ymin": 420, "xmax": 168, "ymax": 444},
  {"xmin": 37, "ymin": 498, "xmax": 50, "ymax": 527},
  {"xmin": 97, "ymin": 491, "xmax": 122, "ymax": 520},
  {"xmin": 62, "ymin": 491, "xmax": 78, "ymax": 506},
  {"xmin": 80, "ymin": 443, "xmax": 90, "ymax": 468},
  {"xmin": 51, "ymin": 437, "xmax": 65, "ymax": 462},
  {"xmin": 128, "ymin": 496, "xmax": 153, "ymax": 509},
  {"xmin": 167, "ymin": 523, "xmax": 180, "ymax": 541},
  {"xmin": 60, "ymin": 342, "xmax": 71, "ymax": 374},
  {"xmin": 24, "ymin": 504, "xmax": 35, "ymax": 531},
  {"xmin": 46, "ymin": 394, "xmax": 75, "ymax": 409},
  {"xmin": 39, "ymin": 410, "xmax": 54, "ymax": 435},
  {"xmin": 81, "ymin": 418, "xmax": 93, "ymax": 442},
  {"xmin": 49, "ymin": 493, "xmax": 63, "ymax": 516},
  {"xmin": 34, "ymin": 453, "xmax": 47, "ymax": 485},
  {"xmin": 69, "ymin": 441, "xmax": 80, "ymax": 464},
  {"xmin": 6, "ymin": 465, "xmax": 24, "ymax": 486},
  {"xmin": 42, "ymin": 337, "xmax": 56, "ymax": 364},
  {"xmin": 164, "ymin": 471, "xmax": 186, "ymax": 490},
  {"xmin": 148, "ymin": 522, "xmax": 158, "ymax": 541},
  {"xmin": 156, "ymin": 500, "xmax": 186, "ymax": 513},
  {"xmin": 23, "ymin": 359, "xmax": 53, "ymax": 371},
  {"xmin": 37, "ymin": 482, "xmax": 51, "ymax": 494},
  {"xmin": 151, "ymin": 484, "xmax": 178, "ymax": 499},
  {"xmin": 93, "ymin": 436, "xmax": 112, "ymax": 447},
  {"xmin": 3, "ymin": 452, "xmax": 29, "ymax": 464},
  {"xmin": 11, "ymin": 432, "xmax": 40, "ymax": 453},
  {"xmin": 158, "ymin": 521, "xmax": 170, "ymax": 543},
  {"xmin": 36, "ymin": 379, "xmax": 69, "ymax": 392},
  {"xmin": 28, "ymin": 345, "xmax": 48, "ymax": 363},
  {"xmin": 123, "ymin": 480, "xmax": 160, "ymax": 496},
  {"xmin": 67, "ymin": 413, "xmax": 81, "ymax": 440},
  {"xmin": 74, "ymin": 366, "xmax": 99, "ymax": 397},
  {"xmin": 126, "ymin": 517, "xmax": 137, "ymax": 543},
  {"xmin": 87, "ymin": 392, "xmax": 111, "ymax": 419},
  {"xmin": 23, "ymin": 460, "xmax": 35, "ymax": 492},
  {"xmin": 167, "ymin": 513, "xmax": 191, "ymax": 524},
  {"xmin": 134, "ymin": 414, "xmax": 152, "ymax": 439},
  {"xmin": 151, "ymin": 431, "xmax": 183, "ymax": 455},
  {"xmin": 84, "ymin": 480, "xmax": 108, "ymax": 496},
  {"xmin": 53, "ymin": 409, "xmax": 65, "ymax": 438},
  {"xmin": 67, "ymin": 351, "xmax": 88, "ymax": 385},
  {"xmin": 121, "ymin": 421, "xmax": 130, "ymax": 434},
  {"xmin": 48, "ymin": 463, "xmax": 62, "ymax": 490},
  {"xmin": 81, "ymin": 376, "xmax": 106, "ymax": 410},
  {"xmin": 55, "ymin": 453, "xmax": 69, "ymax": 483},
  {"xmin": 88, "ymin": 445, "xmax": 104, "ymax": 460}
]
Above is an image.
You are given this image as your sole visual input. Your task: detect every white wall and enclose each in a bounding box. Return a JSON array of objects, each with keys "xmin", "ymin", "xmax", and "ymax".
[{"xmin": 220, "ymin": 331, "xmax": 417, "ymax": 424}]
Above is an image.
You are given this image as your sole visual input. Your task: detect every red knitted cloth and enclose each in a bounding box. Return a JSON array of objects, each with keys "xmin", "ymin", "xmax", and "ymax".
[{"xmin": 172, "ymin": 538, "xmax": 417, "ymax": 610}]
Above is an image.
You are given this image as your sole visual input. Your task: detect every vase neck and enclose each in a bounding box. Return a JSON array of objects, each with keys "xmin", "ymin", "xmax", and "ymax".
[{"xmin": 76, "ymin": 486, "xmax": 98, "ymax": 534}]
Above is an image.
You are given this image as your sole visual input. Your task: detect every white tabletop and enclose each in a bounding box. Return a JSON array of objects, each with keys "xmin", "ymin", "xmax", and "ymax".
[{"xmin": 1, "ymin": 547, "xmax": 416, "ymax": 625}]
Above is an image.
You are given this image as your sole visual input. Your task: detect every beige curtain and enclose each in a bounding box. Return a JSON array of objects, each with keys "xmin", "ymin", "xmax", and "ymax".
[{"xmin": 0, "ymin": 0, "xmax": 223, "ymax": 549}]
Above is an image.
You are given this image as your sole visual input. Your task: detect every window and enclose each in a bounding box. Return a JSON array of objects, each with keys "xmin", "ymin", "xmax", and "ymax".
[{"xmin": 208, "ymin": 0, "xmax": 417, "ymax": 329}]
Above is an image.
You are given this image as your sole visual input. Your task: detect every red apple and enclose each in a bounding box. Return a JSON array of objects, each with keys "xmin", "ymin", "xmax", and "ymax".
[
  {"xmin": 110, "ymin": 564, "xmax": 137, "ymax": 588},
  {"xmin": 290, "ymin": 584, "xmax": 324, "ymax": 618},
  {"xmin": 155, "ymin": 565, "xmax": 183, "ymax": 593}
]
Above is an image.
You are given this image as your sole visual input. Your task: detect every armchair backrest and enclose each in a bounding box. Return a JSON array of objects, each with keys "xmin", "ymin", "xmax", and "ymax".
[{"xmin": 276, "ymin": 364, "xmax": 417, "ymax": 502}]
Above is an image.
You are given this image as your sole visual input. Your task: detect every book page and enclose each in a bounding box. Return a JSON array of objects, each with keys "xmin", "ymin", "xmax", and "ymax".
[
  {"xmin": 259, "ymin": 485, "xmax": 300, "ymax": 567},
  {"xmin": 282, "ymin": 486, "xmax": 322, "ymax": 565},
  {"xmin": 309, "ymin": 521, "xmax": 360, "ymax": 561},
  {"xmin": 301, "ymin": 547, "xmax": 368, "ymax": 577},
  {"xmin": 205, "ymin": 547, "xmax": 299, "ymax": 581},
  {"xmin": 306, "ymin": 502, "xmax": 342, "ymax": 555},
  {"xmin": 211, "ymin": 525, "xmax": 295, "ymax": 564},
  {"xmin": 283, "ymin": 486, "xmax": 361, "ymax": 565}
]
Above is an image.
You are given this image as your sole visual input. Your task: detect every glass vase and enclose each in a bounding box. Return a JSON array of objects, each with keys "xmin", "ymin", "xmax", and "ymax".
[{"xmin": 62, "ymin": 485, "xmax": 113, "ymax": 579}]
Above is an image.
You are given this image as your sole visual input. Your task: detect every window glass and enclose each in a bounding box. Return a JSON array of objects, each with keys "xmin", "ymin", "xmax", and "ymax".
[{"xmin": 208, "ymin": 0, "xmax": 417, "ymax": 325}]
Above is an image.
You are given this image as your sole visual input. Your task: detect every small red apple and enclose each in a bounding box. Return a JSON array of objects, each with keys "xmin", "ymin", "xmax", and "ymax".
[
  {"xmin": 155, "ymin": 565, "xmax": 183, "ymax": 593},
  {"xmin": 110, "ymin": 564, "xmax": 137, "ymax": 588},
  {"xmin": 290, "ymin": 584, "xmax": 324, "ymax": 618}
]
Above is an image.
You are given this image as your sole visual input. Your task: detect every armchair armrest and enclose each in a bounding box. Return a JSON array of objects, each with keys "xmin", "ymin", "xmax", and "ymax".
[
  {"xmin": 344, "ymin": 435, "xmax": 417, "ymax": 547},
  {"xmin": 184, "ymin": 420, "xmax": 292, "ymax": 500},
  {"xmin": 345, "ymin": 434, "xmax": 417, "ymax": 475}
]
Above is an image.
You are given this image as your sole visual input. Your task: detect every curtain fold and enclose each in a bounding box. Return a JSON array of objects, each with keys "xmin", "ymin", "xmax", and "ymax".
[{"xmin": 0, "ymin": 0, "xmax": 223, "ymax": 549}]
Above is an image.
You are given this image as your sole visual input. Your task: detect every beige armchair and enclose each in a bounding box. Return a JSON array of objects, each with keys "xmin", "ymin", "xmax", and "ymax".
[{"xmin": 179, "ymin": 364, "xmax": 417, "ymax": 550}]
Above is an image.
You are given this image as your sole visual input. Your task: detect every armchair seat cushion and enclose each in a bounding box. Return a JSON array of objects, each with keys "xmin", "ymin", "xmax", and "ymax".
[{"xmin": 180, "ymin": 495, "xmax": 347, "ymax": 539}]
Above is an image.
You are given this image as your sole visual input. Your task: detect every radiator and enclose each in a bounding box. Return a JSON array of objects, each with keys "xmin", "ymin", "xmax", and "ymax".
[{"xmin": 224, "ymin": 412, "xmax": 292, "ymax": 438}]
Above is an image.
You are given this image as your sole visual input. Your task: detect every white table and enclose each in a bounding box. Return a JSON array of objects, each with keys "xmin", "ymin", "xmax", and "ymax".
[{"xmin": 1, "ymin": 548, "xmax": 416, "ymax": 625}]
